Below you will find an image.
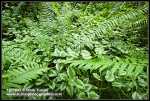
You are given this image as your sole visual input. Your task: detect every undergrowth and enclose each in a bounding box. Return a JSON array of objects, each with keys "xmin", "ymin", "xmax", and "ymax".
[{"xmin": 2, "ymin": 2, "xmax": 148, "ymax": 100}]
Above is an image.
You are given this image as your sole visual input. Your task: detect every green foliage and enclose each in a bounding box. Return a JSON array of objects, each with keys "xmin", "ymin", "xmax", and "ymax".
[
  {"xmin": 61, "ymin": 57, "xmax": 147, "ymax": 81},
  {"xmin": 2, "ymin": 1, "xmax": 148, "ymax": 100}
]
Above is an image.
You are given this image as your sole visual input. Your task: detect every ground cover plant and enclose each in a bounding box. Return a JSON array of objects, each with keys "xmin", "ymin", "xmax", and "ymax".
[{"xmin": 2, "ymin": 2, "xmax": 148, "ymax": 100}]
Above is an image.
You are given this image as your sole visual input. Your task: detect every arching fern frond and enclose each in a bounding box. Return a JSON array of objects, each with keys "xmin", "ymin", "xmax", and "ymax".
[
  {"xmin": 61, "ymin": 57, "xmax": 147, "ymax": 80},
  {"xmin": 88, "ymin": 6, "xmax": 148, "ymax": 39},
  {"xmin": 3, "ymin": 62, "xmax": 48, "ymax": 84},
  {"xmin": 2, "ymin": 62, "xmax": 49, "ymax": 98}
]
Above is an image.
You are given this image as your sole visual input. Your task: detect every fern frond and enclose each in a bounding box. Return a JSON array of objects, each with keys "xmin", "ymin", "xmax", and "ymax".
[
  {"xmin": 2, "ymin": 47, "xmax": 40, "ymax": 69},
  {"xmin": 37, "ymin": 2, "xmax": 56, "ymax": 34},
  {"xmin": 2, "ymin": 62, "xmax": 48, "ymax": 98},
  {"xmin": 88, "ymin": 6, "xmax": 148, "ymax": 39},
  {"xmin": 6, "ymin": 62, "xmax": 48, "ymax": 83},
  {"xmin": 61, "ymin": 57, "xmax": 147, "ymax": 80}
]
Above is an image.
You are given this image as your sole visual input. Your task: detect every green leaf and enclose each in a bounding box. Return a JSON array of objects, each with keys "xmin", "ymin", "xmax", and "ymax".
[
  {"xmin": 127, "ymin": 82, "xmax": 135, "ymax": 90},
  {"xmin": 67, "ymin": 67, "xmax": 75, "ymax": 78},
  {"xmin": 91, "ymin": 59, "xmax": 102, "ymax": 71},
  {"xmin": 118, "ymin": 63, "xmax": 128, "ymax": 77},
  {"xmin": 105, "ymin": 70, "xmax": 115, "ymax": 82},
  {"xmin": 111, "ymin": 62, "xmax": 120, "ymax": 74},
  {"xmin": 48, "ymin": 81, "xmax": 55, "ymax": 90},
  {"xmin": 133, "ymin": 65, "xmax": 144, "ymax": 79},
  {"xmin": 95, "ymin": 48, "xmax": 102, "ymax": 55},
  {"xmin": 85, "ymin": 84, "xmax": 93, "ymax": 92},
  {"xmin": 35, "ymin": 79, "xmax": 44, "ymax": 85},
  {"xmin": 60, "ymin": 82, "xmax": 66, "ymax": 91},
  {"xmin": 77, "ymin": 92, "xmax": 87, "ymax": 99},
  {"xmin": 95, "ymin": 47, "xmax": 105, "ymax": 56},
  {"xmin": 43, "ymin": 75, "xmax": 49, "ymax": 82},
  {"xmin": 138, "ymin": 78, "xmax": 147, "ymax": 87},
  {"xmin": 88, "ymin": 91, "xmax": 100, "ymax": 99},
  {"xmin": 68, "ymin": 78, "xmax": 76, "ymax": 86},
  {"xmin": 83, "ymin": 78, "xmax": 89, "ymax": 84},
  {"xmin": 82, "ymin": 59, "xmax": 95, "ymax": 71},
  {"xmin": 75, "ymin": 78, "xmax": 85, "ymax": 90},
  {"xmin": 78, "ymin": 60, "xmax": 90, "ymax": 69},
  {"xmin": 81, "ymin": 50, "xmax": 92, "ymax": 59},
  {"xmin": 87, "ymin": 43, "xmax": 94, "ymax": 50},
  {"xmin": 53, "ymin": 49, "xmax": 60, "ymax": 56},
  {"xmin": 123, "ymin": 82, "xmax": 135, "ymax": 91},
  {"xmin": 55, "ymin": 76, "xmax": 62, "ymax": 82},
  {"xmin": 99, "ymin": 60, "xmax": 113, "ymax": 72},
  {"xmin": 56, "ymin": 63, "xmax": 63, "ymax": 72},
  {"xmin": 48, "ymin": 70, "xmax": 57, "ymax": 77},
  {"xmin": 92, "ymin": 73, "xmax": 100, "ymax": 80},
  {"xmin": 70, "ymin": 60, "xmax": 83, "ymax": 67},
  {"xmin": 59, "ymin": 73, "xmax": 68, "ymax": 80},
  {"xmin": 60, "ymin": 51, "xmax": 67, "ymax": 57},
  {"xmin": 125, "ymin": 64, "xmax": 135, "ymax": 77},
  {"xmin": 112, "ymin": 82, "xmax": 122, "ymax": 88},
  {"xmin": 67, "ymin": 48, "xmax": 79, "ymax": 58},
  {"xmin": 66, "ymin": 84, "xmax": 74, "ymax": 97},
  {"xmin": 132, "ymin": 91, "xmax": 142, "ymax": 100},
  {"xmin": 23, "ymin": 64, "xmax": 30, "ymax": 71},
  {"xmin": 91, "ymin": 85, "xmax": 98, "ymax": 90}
]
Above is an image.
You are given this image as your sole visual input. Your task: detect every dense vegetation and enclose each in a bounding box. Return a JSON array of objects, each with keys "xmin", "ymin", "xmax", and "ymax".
[{"xmin": 2, "ymin": 2, "xmax": 148, "ymax": 100}]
